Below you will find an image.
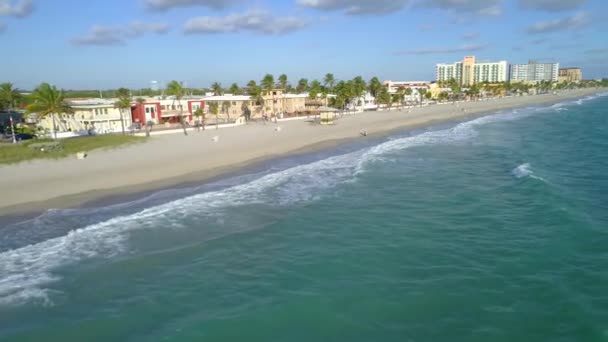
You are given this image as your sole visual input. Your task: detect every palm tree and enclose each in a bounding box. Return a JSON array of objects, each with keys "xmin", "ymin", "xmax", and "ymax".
[
  {"xmin": 368, "ymin": 77, "xmax": 382, "ymax": 98},
  {"xmin": 113, "ymin": 87, "xmax": 130, "ymax": 135},
  {"xmin": 229, "ymin": 83, "xmax": 240, "ymax": 95},
  {"xmin": 261, "ymin": 74, "xmax": 275, "ymax": 93},
  {"xmin": 309, "ymin": 80, "xmax": 322, "ymax": 100},
  {"xmin": 26, "ymin": 83, "xmax": 73, "ymax": 139},
  {"xmin": 261, "ymin": 74, "xmax": 275, "ymax": 116},
  {"xmin": 418, "ymin": 88, "xmax": 427, "ymax": 105},
  {"xmin": 166, "ymin": 80, "xmax": 188, "ymax": 136},
  {"xmin": 278, "ymin": 74, "xmax": 288, "ymax": 90},
  {"xmin": 209, "ymin": 102, "xmax": 219, "ymax": 130},
  {"xmin": 211, "ymin": 82, "xmax": 223, "ymax": 96},
  {"xmin": 0, "ymin": 82, "xmax": 22, "ymax": 111},
  {"xmin": 296, "ymin": 78, "xmax": 308, "ymax": 93},
  {"xmin": 352, "ymin": 76, "xmax": 366, "ymax": 97},
  {"xmin": 222, "ymin": 100, "xmax": 231, "ymax": 122},
  {"xmin": 193, "ymin": 108, "xmax": 205, "ymax": 130},
  {"xmin": 403, "ymin": 87, "xmax": 413, "ymax": 99},
  {"xmin": 324, "ymin": 73, "xmax": 335, "ymax": 94},
  {"xmin": 247, "ymin": 80, "xmax": 258, "ymax": 95}
]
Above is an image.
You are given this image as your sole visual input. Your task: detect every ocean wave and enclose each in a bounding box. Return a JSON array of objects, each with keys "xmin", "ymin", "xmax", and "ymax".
[
  {"xmin": 511, "ymin": 163, "xmax": 546, "ymax": 182},
  {"xmin": 0, "ymin": 95, "xmax": 597, "ymax": 306}
]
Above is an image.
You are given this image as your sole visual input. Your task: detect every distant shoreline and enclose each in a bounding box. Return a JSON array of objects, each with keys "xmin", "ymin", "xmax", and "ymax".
[{"xmin": 0, "ymin": 88, "xmax": 604, "ymax": 221}]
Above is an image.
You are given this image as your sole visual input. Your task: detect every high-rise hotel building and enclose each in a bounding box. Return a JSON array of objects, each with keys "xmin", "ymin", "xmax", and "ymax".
[
  {"xmin": 510, "ymin": 61, "xmax": 559, "ymax": 82},
  {"xmin": 436, "ymin": 56, "xmax": 509, "ymax": 86}
]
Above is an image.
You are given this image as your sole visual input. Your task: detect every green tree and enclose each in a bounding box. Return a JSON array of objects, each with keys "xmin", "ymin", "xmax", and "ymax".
[
  {"xmin": 368, "ymin": 77, "xmax": 382, "ymax": 98},
  {"xmin": 377, "ymin": 86, "xmax": 391, "ymax": 108},
  {"xmin": 241, "ymin": 102, "xmax": 251, "ymax": 121},
  {"xmin": 26, "ymin": 83, "xmax": 73, "ymax": 139},
  {"xmin": 261, "ymin": 74, "xmax": 275, "ymax": 93},
  {"xmin": 166, "ymin": 80, "xmax": 188, "ymax": 136},
  {"xmin": 261, "ymin": 74, "xmax": 275, "ymax": 116},
  {"xmin": 222, "ymin": 100, "xmax": 231, "ymax": 122},
  {"xmin": 193, "ymin": 108, "xmax": 205, "ymax": 130},
  {"xmin": 0, "ymin": 82, "xmax": 23, "ymax": 111},
  {"xmin": 208, "ymin": 102, "xmax": 219, "ymax": 130},
  {"xmin": 296, "ymin": 78, "xmax": 308, "ymax": 93},
  {"xmin": 309, "ymin": 80, "xmax": 322, "ymax": 100},
  {"xmin": 229, "ymin": 83, "xmax": 240, "ymax": 95},
  {"xmin": 278, "ymin": 74, "xmax": 288, "ymax": 90},
  {"xmin": 211, "ymin": 82, "xmax": 223, "ymax": 96},
  {"xmin": 324, "ymin": 73, "xmax": 335, "ymax": 93},
  {"xmin": 352, "ymin": 76, "xmax": 367, "ymax": 98},
  {"xmin": 418, "ymin": 88, "xmax": 427, "ymax": 105},
  {"xmin": 247, "ymin": 80, "xmax": 260, "ymax": 98},
  {"xmin": 113, "ymin": 87, "xmax": 130, "ymax": 135},
  {"xmin": 425, "ymin": 91, "xmax": 432, "ymax": 100}
]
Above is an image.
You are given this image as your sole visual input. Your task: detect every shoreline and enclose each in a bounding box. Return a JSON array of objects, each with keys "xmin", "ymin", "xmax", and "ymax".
[{"xmin": 0, "ymin": 88, "xmax": 604, "ymax": 221}]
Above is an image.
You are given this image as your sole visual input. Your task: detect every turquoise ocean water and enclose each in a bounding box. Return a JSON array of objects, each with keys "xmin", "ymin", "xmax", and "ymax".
[{"xmin": 1, "ymin": 93, "xmax": 607, "ymax": 341}]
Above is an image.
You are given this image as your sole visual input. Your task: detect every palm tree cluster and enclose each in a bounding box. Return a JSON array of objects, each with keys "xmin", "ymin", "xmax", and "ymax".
[{"xmin": 0, "ymin": 83, "xmax": 23, "ymax": 112}]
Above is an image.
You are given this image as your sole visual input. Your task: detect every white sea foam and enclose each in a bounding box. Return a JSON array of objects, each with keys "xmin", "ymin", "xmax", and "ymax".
[
  {"xmin": 512, "ymin": 163, "xmax": 546, "ymax": 182},
  {"xmin": 0, "ymin": 95, "xmax": 600, "ymax": 306}
]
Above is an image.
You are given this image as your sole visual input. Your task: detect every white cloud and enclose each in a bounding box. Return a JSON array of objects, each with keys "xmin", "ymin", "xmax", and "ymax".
[
  {"xmin": 184, "ymin": 10, "xmax": 308, "ymax": 35},
  {"xmin": 462, "ymin": 32, "xmax": 479, "ymax": 40},
  {"xmin": 525, "ymin": 12, "xmax": 588, "ymax": 34},
  {"xmin": 144, "ymin": 0, "xmax": 239, "ymax": 11},
  {"xmin": 129, "ymin": 21, "xmax": 170, "ymax": 36},
  {"xmin": 418, "ymin": 0, "xmax": 502, "ymax": 16},
  {"xmin": 72, "ymin": 22, "xmax": 169, "ymax": 46},
  {"xmin": 0, "ymin": 0, "xmax": 34, "ymax": 18},
  {"xmin": 297, "ymin": 0, "xmax": 410, "ymax": 15},
  {"xmin": 395, "ymin": 43, "xmax": 488, "ymax": 55},
  {"xmin": 519, "ymin": 0, "xmax": 588, "ymax": 12}
]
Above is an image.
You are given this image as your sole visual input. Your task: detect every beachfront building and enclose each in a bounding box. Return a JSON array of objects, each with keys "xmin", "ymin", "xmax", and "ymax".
[
  {"xmin": 510, "ymin": 61, "xmax": 559, "ymax": 83},
  {"xmin": 558, "ymin": 68, "xmax": 582, "ymax": 83},
  {"xmin": 474, "ymin": 61, "xmax": 509, "ymax": 83},
  {"xmin": 131, "ymin": 96, "xmax": 206, "ymax": 126},
  {"xmin": 37, "ymin": 98, "xmax": 132, "ymax": 134},
  {"xmin": 436, "ymin": 56, "xmax": 508, "ymax": 86},
  {"xmin": 383, "ymin": 81, "xmax": 430, "ymax": 103},
  {"xmin": 203, "ymin": 95, "xmax": 254, "ymax": 122},
  {"xmin": 346, "ymin": 92, "xmax": 377, "ymax": 111}
]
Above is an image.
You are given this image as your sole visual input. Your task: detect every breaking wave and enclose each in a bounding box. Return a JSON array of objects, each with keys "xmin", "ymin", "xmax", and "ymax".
[{"xmin": 512, "ymin": 163, "xmax": 546, "ymax": 182}]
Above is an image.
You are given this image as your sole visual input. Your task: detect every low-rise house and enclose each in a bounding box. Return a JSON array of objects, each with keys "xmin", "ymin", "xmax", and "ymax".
[{"xmin": 37, "ymin": 98, "xmax": 132, "ymax": 135}]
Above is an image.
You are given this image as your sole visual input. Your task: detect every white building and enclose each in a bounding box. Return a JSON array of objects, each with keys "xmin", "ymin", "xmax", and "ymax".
[
  {"xmin": 383, "ymin": 80, "xmax": 430, "ymax": 94},
  {"xmin": 510, "ymin": 61, "xmax": 559, "ymax": 82},
  {"xmin": 474, "ymin": 61, "xmax": 509, "ymax": 83},
  {"xmin": 436, "ymin": 62, "xmax": 462, "ymax": 83},
  {"xmin": 436, "ymin": 57, "xmax": 508, "ymax": 85}
]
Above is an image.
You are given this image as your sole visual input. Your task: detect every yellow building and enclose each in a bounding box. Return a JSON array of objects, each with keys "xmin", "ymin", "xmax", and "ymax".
[
  {"xmin": 38, "ymin": 99, "xmax": 131, "ymax": 134},
  {"xmin": 462, "ymin": 56, "xmax": 476, "ymax": 87},
  {"xmin": 558, "ymin": 68, "xmax": 582, "ymax": 83}
]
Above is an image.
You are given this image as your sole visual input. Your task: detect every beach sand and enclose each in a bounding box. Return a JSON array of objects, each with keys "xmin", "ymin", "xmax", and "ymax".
[{"xmin": 0, "ymin": 88, "xmax": 603, "ymax": 217}]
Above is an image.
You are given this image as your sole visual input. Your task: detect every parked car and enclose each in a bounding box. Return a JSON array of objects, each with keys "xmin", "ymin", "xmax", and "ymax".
[{"xmin": 2, "ymin": 133, "xmax": 37, "ymax": 142}]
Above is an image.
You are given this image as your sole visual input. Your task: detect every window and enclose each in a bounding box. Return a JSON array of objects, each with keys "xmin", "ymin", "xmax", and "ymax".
[
  {"xmin": 94, "ymin": 109, "xmax": 98, "ymax": 115},
  {"xmin": 151, "ymin": 107, "xmax": 155, "ymax": 113},
  {"xmin": 161, "ymin": 105, "xmax": 166, "ymax": 110},
  {"xmin": 172, "ymin": 105, "xmax": 176, "ymax": 110},
  {"xmin": 145, "ymin": 107, "xmax": 150, "ymax": 113},
  {"xmin": 232, "ymin": 101, "xmax": 236, "ymax": 106},
  {"xmin": 104, "ymin": 108, "xmax": 108, "ymax": 114}
]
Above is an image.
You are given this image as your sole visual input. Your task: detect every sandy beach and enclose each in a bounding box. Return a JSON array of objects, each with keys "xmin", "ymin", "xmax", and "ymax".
[{"xmin": 0, "ymin": 88, "xmax": 603, "ymax": 217}]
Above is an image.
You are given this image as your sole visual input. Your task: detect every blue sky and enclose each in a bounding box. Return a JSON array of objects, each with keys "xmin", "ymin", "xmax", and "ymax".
[{"xmin": 1, "ymin": 0, "xmax": 607, "ymax": 90}]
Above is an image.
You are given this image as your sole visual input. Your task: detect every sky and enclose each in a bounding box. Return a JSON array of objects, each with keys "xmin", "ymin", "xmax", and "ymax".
[{"xmin": 0, "ymin": 0, "xmax": 607, "ymax": 90}]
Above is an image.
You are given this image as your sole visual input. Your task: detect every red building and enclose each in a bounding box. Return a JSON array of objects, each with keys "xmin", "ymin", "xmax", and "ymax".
[{"xmin": 131, "ymin": 99, "xmax": 205, "ymax": 126}]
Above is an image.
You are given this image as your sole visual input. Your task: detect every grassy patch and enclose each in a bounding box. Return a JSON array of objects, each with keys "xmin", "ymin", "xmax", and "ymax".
[{"xmin": 0, "ymin": 134, "xmax": 145, "ymax": 165}]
